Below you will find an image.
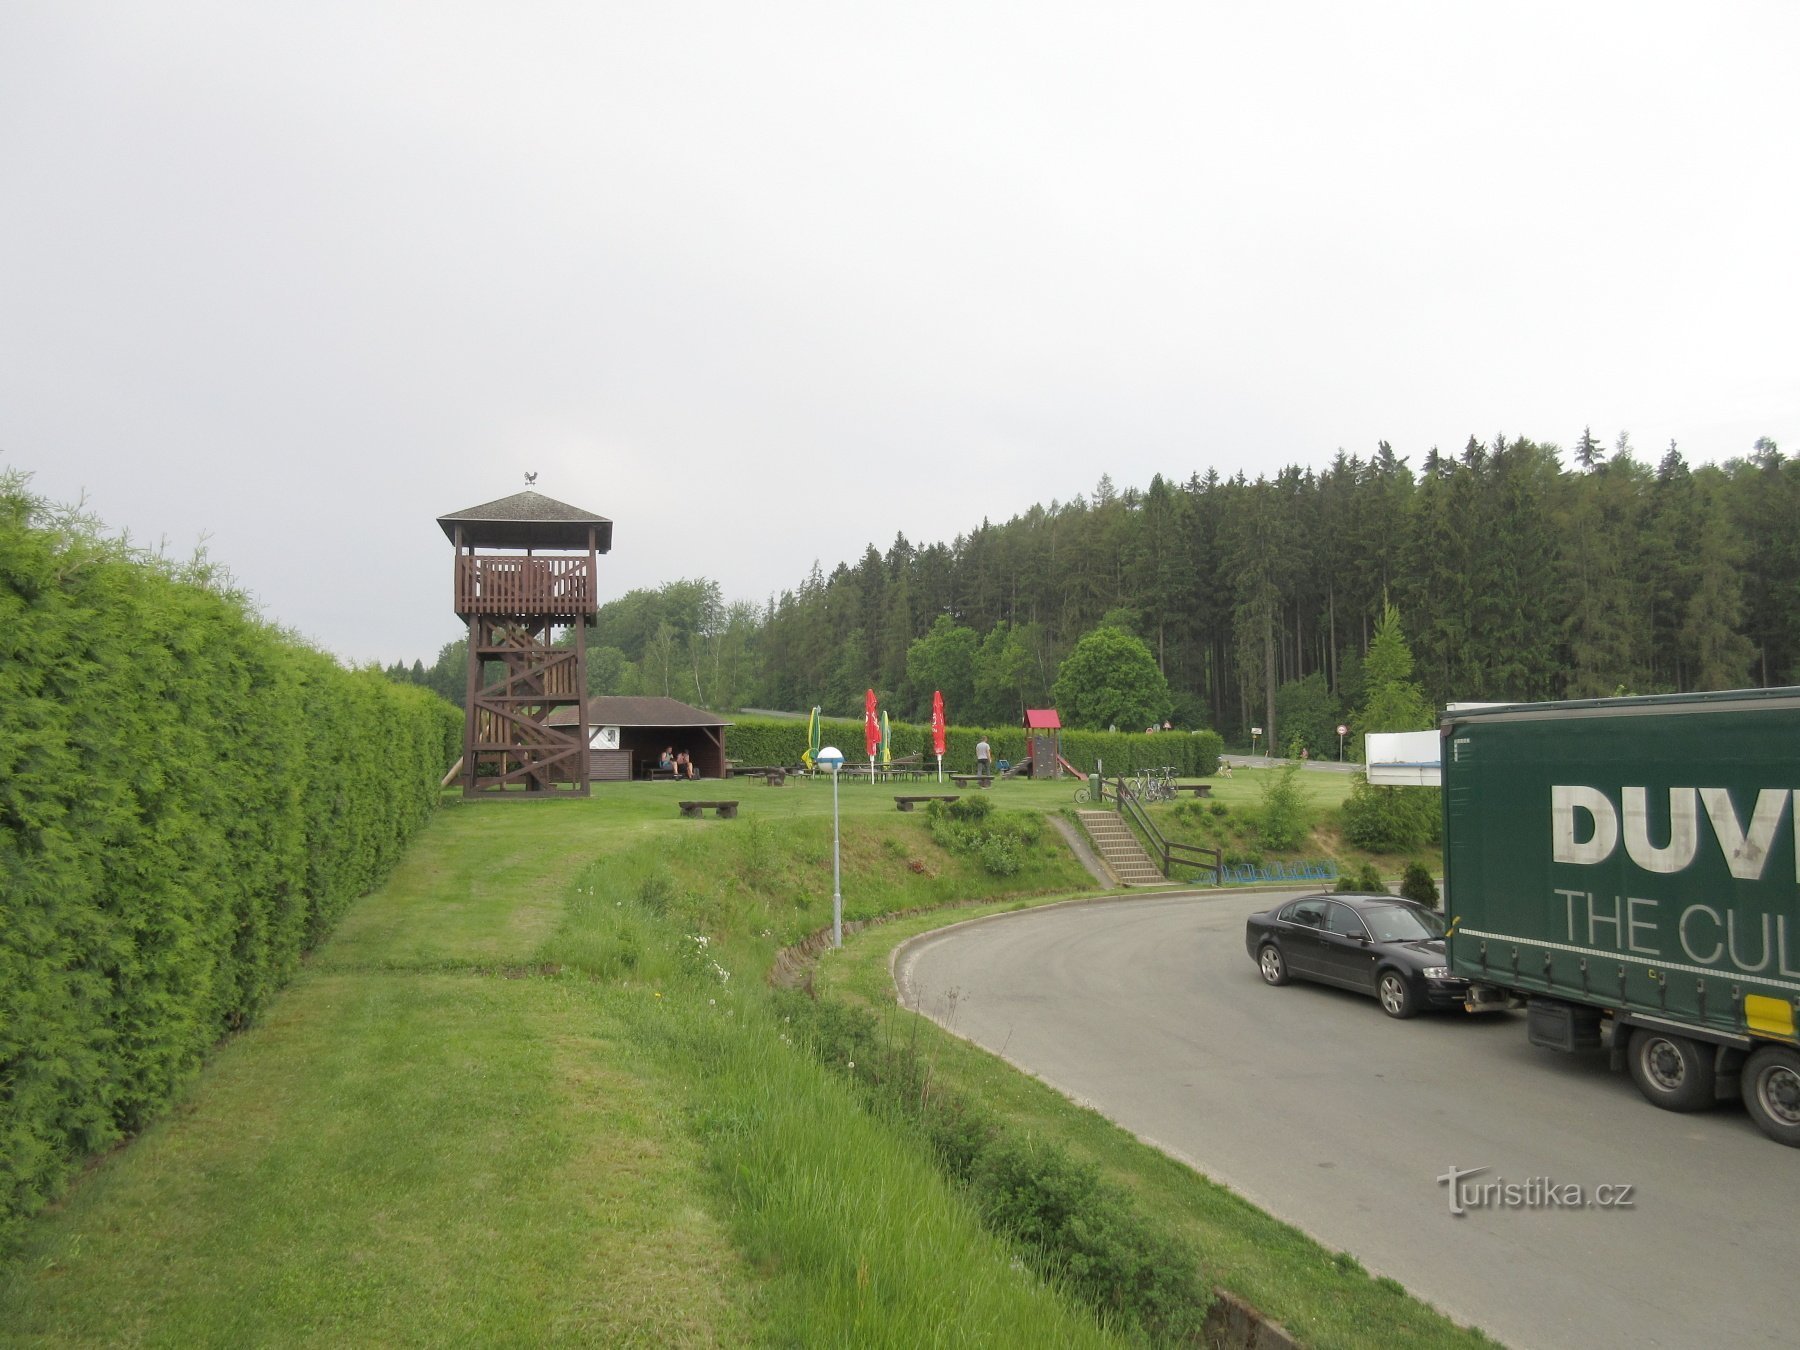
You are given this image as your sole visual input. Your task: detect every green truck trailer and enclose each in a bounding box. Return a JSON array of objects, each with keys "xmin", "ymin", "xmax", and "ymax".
[{"xmin": 1442, "ymin": 688, "xmax": 1800, "ymax": 1145}]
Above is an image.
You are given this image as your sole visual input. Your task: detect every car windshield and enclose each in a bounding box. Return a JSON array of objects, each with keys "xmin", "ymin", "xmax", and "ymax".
[{"xmin": 1362, "ymin": 904, "xmax": 1445, "ymax": 943}]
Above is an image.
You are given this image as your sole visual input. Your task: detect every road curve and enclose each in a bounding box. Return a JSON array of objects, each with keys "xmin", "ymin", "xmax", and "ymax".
[{"xmin": 894, "ymin": 890, "xmax": 1795, "ymax": 1350}]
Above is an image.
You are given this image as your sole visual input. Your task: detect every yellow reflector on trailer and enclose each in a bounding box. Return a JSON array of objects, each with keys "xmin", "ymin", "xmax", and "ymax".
[{"xmin": 1744, "ymin": 994, "xmax": 1796, "ymax": 1039}]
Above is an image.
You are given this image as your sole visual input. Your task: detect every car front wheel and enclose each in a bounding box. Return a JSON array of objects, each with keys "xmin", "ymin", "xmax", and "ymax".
[
  {"xmin": 1258, "ymin": 943, "xmax": 1290, "ymax": 986},
  {"xmin": 1377, "ymin": 969, "xmax": 1418, "ymax": 1019}
]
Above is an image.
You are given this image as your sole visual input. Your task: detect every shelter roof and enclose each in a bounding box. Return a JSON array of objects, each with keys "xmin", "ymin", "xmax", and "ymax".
[
  {"xmin": 546, "ymin": 696, "xmax": 731, "ymax": 729},
  {"xmin": 437, "ymin": 490, "xmax": 614, "ymax": 552},
  {"xmin": 1024, "ymin": 709, "xmax": 1062, "ymax": 729}
]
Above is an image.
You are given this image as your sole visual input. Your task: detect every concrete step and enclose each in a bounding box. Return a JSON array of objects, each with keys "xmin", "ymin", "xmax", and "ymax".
[{"xmin": 1076, "ymin": 810, "xmax": 1166, "ymax": 886}]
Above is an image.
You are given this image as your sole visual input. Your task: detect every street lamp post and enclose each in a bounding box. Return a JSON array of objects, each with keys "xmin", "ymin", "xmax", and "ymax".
[{"xmin": 818, "ymin": 746, "xmax": 845, "ymax": 947}]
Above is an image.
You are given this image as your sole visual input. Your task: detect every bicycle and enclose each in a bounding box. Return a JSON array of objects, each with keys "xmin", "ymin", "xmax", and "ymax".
[{"xmin": 1131, "ymin": 766, "xmax": 1179, "ymax": 803}]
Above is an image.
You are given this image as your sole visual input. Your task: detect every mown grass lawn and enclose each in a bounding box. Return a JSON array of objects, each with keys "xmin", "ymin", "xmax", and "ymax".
[{"xmin": 1, "ymin": 771, "xmax": 1479, "ymax": 1347}]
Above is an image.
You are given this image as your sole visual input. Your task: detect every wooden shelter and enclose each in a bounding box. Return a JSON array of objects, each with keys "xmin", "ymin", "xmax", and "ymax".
[
  {"xmin": 545, "ymin": 697, "xmax": 732, "ymax": 781},
  {"xmin": 1024, "ymin": 708, "xmax": 1062, "ymax": 778},
  {"xmin": 439, "ymin": 490, "xmax": 612, "ymax": 797}
]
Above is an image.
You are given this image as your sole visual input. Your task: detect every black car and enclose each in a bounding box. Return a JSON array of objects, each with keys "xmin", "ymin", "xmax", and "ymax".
[{"xmin": 1244, "ymin": 892, "xmax": 1468, "ymax": 1018}]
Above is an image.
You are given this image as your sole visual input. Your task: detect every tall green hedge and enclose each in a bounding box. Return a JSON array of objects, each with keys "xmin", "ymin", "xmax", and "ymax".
[
  {"xmin": 726, "ymin": 716, "xmax": 1222, "ymax": 779},
  {"xmin": 0, "ymin": 478, "xmax": 460, "ymax": 1251}
]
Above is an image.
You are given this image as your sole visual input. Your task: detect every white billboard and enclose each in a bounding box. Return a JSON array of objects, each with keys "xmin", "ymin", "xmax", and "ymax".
[{"xmin": 1366, "ymin": 730, "xmax": 1441, "ymax": 786}]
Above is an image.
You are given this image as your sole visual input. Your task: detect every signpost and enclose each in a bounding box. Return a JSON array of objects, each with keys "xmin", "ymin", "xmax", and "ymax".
[
  {"xmin": 1250, "ymin": 726, "xmax": 1262, "ymax": 759},
  {"xmin": 1337, "ymin": 723, "xmax": 1348, "ymax": 761}
]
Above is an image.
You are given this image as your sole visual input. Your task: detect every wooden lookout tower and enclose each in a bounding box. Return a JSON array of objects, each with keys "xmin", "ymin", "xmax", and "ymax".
[{"xmin": 438, "ymin": 490, "xmax": 612, "ymax": 797}]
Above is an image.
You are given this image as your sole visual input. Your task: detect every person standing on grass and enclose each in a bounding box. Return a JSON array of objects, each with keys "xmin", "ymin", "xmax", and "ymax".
[{"xmin": 975, "ymin": 736, "xmax": 991, "ymax": 779}]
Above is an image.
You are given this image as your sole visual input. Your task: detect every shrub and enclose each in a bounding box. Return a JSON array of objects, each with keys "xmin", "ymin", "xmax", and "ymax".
[
  {"xmin": 1336, "ymin": 862, "xmax": 1386, "ymax": 893},
  {"xmin": 1256, "ymin": 763, "xmax": 1310, "ymax": 851},
  {"xmin": 978, "ymin": 836, "xmax": 1022, "ymax": 876},
  {"xmin": 1400, "ymin": 862, "xmax": 1440, "ymax": 908},
  {"xmin": 971, "ymin": 1134, "xmax": 1212, "ymax": 1344},
  {"xmin": 945, "ymin": 794, "xmax": 993, "ymax": 823},
  {"xmin": 926, "ymin": 799, "xmax": 1037, "ymax": 877},
  {"xmin": 0, "ymin": 475, "xmax": 457, "ymax": 1252},
  {"xmin": 1340, "ymin": 775, "xmax": 1441, "ymax": 852}
]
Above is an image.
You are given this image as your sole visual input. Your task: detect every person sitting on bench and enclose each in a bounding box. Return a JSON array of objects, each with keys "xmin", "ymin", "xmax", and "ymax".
[
  {"xmin": 657, "ymin": 747, "xmax": 677, "ymax": 776},
  {"xmin": 674, "ymin": 749, "xmax": 697, "ymax": 781}
]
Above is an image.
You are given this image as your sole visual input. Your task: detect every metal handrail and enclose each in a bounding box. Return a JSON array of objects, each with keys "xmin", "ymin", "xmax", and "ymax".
[{"xmin": 1098, "ymin": 774, "xmax": 1223, "ymax": 884}]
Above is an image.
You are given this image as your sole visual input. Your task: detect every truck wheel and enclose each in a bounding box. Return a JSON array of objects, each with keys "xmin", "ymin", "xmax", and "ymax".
[
  {"xmin": 1741, "ymin": 1046, "xmax": 1800, "ymax": 1147},
  {"xmin": 1258, "ymin": 944, "xmax": 1290, "ymax": 986},
  {"xmin": 1377, "ymin": 969, "xmax": 1418, "ymax": 1019},
  {"xmin": 1627, "ymin": 1029, "xmax": 1715, "ymax": 1112}
]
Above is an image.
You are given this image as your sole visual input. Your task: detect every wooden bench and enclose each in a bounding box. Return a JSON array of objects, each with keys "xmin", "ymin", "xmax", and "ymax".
[
  {"xmin": 894, "ymin": 795, "xmax": 960, "ymax": 811},
  {"xmin": 678, "ymin": 800, "xmax": 739, "ymax": 818},
  {"xmin": 1174, "ymin": 783, "xmax": 1214, "ymax": 798},
  {"xmin": 950, "ymin": 774, "xmax": 993, "ymax": 789}
]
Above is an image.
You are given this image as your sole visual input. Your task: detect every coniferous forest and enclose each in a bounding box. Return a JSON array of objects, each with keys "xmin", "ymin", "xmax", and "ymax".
[{"xmin": 394, "ymin": 433, "xmax": 1799, "ymax": 751}]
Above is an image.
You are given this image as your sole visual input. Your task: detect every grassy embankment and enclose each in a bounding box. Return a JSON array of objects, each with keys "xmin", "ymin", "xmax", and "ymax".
[{"xmin": 0, "ymin": 772, "xmax": 1477, "ymax": 1346}]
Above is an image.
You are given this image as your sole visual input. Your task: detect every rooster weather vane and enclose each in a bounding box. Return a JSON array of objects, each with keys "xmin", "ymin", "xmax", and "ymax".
[{"xmin": 525, "ymin": 471, "xmax": 537, "ymax": 486}]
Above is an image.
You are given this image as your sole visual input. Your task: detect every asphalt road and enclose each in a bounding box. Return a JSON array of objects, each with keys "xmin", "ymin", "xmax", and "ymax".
[{"xmin": 894, "ymin": 890, "xmax": 1797, "ymax": 1350}]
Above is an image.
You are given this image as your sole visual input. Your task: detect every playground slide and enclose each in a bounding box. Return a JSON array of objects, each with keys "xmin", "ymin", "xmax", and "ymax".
[{"xmin": 1056, "ymin": 754, "xmax": 1086, "ymax": 780}]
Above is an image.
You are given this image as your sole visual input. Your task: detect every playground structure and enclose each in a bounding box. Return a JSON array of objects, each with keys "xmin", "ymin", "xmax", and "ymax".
[{"xmin": 1023, "ymin": 708, "xmax": 1062, "ymax": 778}]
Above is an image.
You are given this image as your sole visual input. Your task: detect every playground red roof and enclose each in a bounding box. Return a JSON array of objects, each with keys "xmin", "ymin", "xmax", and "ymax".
[{"xmin": 1024, "ymin": 709, "xmax": 1061, "ymax": 729}]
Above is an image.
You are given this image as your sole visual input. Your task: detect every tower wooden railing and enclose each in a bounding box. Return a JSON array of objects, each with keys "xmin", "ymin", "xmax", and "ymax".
[{"xmin": 454, "ymin": 555, "xmax": 593, "ymax": 619}]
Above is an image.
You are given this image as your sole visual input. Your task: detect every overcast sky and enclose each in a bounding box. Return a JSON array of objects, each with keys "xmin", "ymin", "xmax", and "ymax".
[{"xmin": 3, "ymin": 3, "xmax": 1795, "ymax": 667}]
